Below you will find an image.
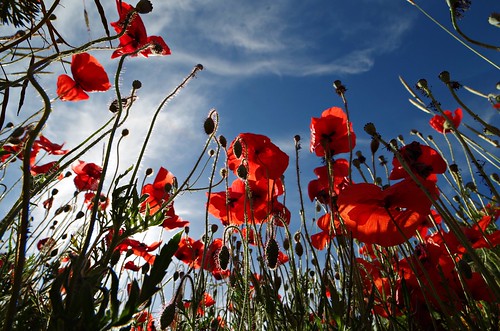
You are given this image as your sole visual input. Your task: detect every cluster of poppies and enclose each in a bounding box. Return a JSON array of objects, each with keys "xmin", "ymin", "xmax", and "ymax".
[
  {"xmin": 308, "ymin": 106, "xmax": 446, "ymax": 248},
  {"xmin": 56, "ymin": 0, "xmax": 171, "ymax": 102},
  {"xmin": 308, "ymin": 105, "xmax": 499, "ymax": 323},
  {"xmin": 172, "ymin": 133, "xmax": 292, "ymax": 278}
]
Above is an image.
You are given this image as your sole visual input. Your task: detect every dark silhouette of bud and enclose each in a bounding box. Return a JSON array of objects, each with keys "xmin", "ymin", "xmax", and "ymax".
[
  {"xmin": 121, "ymin": 129, "xmax": 129, "ymax": 136},
  {"xmin": 233, "ymin": 140, "xmax": 242, "ymax": 159},
  {"xmin": 218, "ymin": 245, "xmax": 230, "ymax": 270},
  {"xmin": 135, "ymin": 0, "xmax": 153, "ymax": 14},
  {"xmin": 160, "ymin": 303, "xmax": 176, "ymax": 329},
  {"xmin": 236, "ymin": 164, "xmax": 247, "ymax": 180},
  {"xmin": 132, "ymin": 80, "xmax": 142, "ymax": 89},
  {"xmin": 218, "ymin": 135, "xmax": 227, "ymax": 148},
  {"xmin": 265, "ymin": 238, "xmax": 279, "ymax": 270},
  {"xmin": 204, "ymin": 117, "xmax": 215, "ymax": 135}
]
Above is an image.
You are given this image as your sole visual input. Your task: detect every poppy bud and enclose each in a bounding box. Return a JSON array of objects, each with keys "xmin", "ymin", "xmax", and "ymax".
[
  {"xmin": 204, "ymin": 117, "xmax": 215, "ymax": 135},
  {"xmin": 265, "ymin": 238, "xmax": 279, "ymax": 270},
  {"xmin": 110, "ymin": 250, "xmax": 121, "ymax": 266},
  {"xmin": 196, "ymin": 64, "xmax": 204, "ymax": 71},
  {"xmin": 233, "ymin": 140, "xmax": 242, "ymax": 159},
  {"xmin": 363, "ymin": 123, "xmax": 377, "ymax": 136},
  {"xmin": 160, "ymin": 303, "xmax": 176, "ymax": 329},
  {"xmin": 218, "ymin": 245, "xmax": 230, "ymax": 270},
  {"xmin": 333, "ymin": 80, "xmax": 346, "ymax": 95},
  {"xmin": 220, "ymin": 168, "xmax": 227, "ymax": 178},
  {"xmin": 465, "ymin": 182, "xmax": 477, "ymax": 192},
  {"xmin": 184, "ymin": 226, "xmax": 190, "ymax": 235},
  {"xmin": 145, "ymin": 168, "xmax": 153, "ymax": 176},
  {"xmin": 370, "ymin": 138, "xmax": 379, "ymax": 154},
  {"xmin": 438, "ymin": 71, "xmax": 450, "ymax": 83},
  {"xmin": 51, "ymin": 188, "xmax": 59, "ymax": 196},
  {"xmin": 352, "ymin": 158, "xmax": 361, "ymax": 169},
  {"xmin": 294, "ymin": 232, "xmax": 301, "ymax": 243},
  {"xmin": 135, "ymin": 0, "xmax": 153, "ymax": 14},
  {"xmin": 173, "ymin": 270, "xmax": 179, "ymax": 281},
  {"xmin": 63, "ymin": 205, "xmax": 71, "ymax": 213},
  {"xmin": 132, "ymin": 80, "xmax": 142, "ymax": 89},
  {"xmin": 275, "ymin": 276, "xmax": 282, "ymax": 289},
  {"xmin": 449, "ymin": 164, "xmax": 459, "ymax": 173},
  {"xmin": 218, "ymin": 135, "xmax": 227, "ymax": 148},
  {"xmin": 121, "ymin": 129, "xmax": 129, "ymax": 136},
  {"xmin": 295, "ymin": 242, "xmax": 303, "ymax": 257},
  {"xmin": 10, "ymin": 126, "xmax": 25, "ymax": 138},
  {"xmin": 283, "ymin": 237, "xmax": 290, "ymax": 251},
  {"xmin": 236, "ymin": 164, "xmax": 247, "ymax": 180},
  {"xmin": 294, "ymin": 135, "xmax": 301, "ymax": 142}
]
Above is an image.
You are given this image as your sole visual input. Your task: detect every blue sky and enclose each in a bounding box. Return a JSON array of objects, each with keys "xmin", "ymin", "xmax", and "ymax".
[{"xmin": 2, "ymin": 1, "xmax": 499, "ymax": 241}]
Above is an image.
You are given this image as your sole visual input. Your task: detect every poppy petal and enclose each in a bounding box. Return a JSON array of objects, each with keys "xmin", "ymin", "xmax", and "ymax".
[
  {"xmin": 56, "ymin": 74, "xmax": 89, "ymax": 101},
  {"xmin": 71, "ymin": 53, "xmax": 111, "ymax": 92}
]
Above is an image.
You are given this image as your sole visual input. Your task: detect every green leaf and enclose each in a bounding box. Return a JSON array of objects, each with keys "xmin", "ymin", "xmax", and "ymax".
[{"xmin": 138, "ymin": 231, "xmax": 182, "ymax": 304}]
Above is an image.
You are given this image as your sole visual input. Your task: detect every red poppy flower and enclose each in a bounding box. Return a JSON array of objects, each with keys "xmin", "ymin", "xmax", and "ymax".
[
  {"xmin": 310, "ymin": 213, "xmax": 341, "ymax": 250},
  {"xmin": 116, "ymin": 237, "xmax": 161, "ymax": 265},
  {"xmin": 30, "ymin": 161, "xmax": 58, "ymax": 176},
  {"xmin": 310, "ymin": 107, "xmax": 356, "ymax": 157},
  {"xmin": 337, "ymin": 179, "xmax": 437, "ymax": 246},
  {"xmin": 56, "ymin": 53, "xmax": 111, "ymax": 101},
  {"xmin": 175, "ymin": 236, "xmax": 205, "ymax": 269},
  {"xmin": 111, "ymin": 1, "xmax": 171, "ymax": 58},
  {"xmin": 227, "ymin": 133, "xmax": 289, "ymax": 181},
  {"xmin": 34, "ymin": 135, "xmax": 68, "ymax": 155},
  {"xmin": 72, "ymin": 160, "xmax": 102, "ymax": 191},
  {"xmin": 140, "ymin": 167, "xmax": 175, "ymax": 214},
  {"xmin": 428, "ymin": 214, "xmax": 500, "ymax": 256},
  {"xmin": 124, "ymin": 261, "xmax": 141, "ymax": 272},
  {"xmin": 429, "ymin": 108, "xmax": 463, "ymax": 133},
  {"xmin": 208, "ymin": 178, "xmax": 283, "ymax": 226},
  {"xmin": 389, "ymin": 141, "xmax": 447, "ymax": 181},
  {"xmin": 308, "ymin": 159, "xmax": 350, "ymax": 204}
]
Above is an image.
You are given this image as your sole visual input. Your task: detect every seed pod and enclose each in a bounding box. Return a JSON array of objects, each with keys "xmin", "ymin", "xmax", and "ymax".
[
  {"xmin": 265, "ymin": 238, "xmax": 279, "ymax": 270},
  {"xmin": 236, "ymin": 164, "xmax": 247, "ymax": 180},
  {"xmin": 233, "ymin": 139, "xmax": 242, "ymax": 159},
  {"xmin": 160, "ymin": 302, "xmax": 176, "ymax": 329},
  {"xmin": 218, "ymin": 245, "xmax": 230, "ymax": 270},
  {"xmin": 204, "ymin": 117, "xmax": 215, "ymax": 135}
]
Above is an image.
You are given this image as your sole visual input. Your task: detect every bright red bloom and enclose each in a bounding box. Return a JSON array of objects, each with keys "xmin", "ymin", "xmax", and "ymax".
[
  {"xmin": 310, "ymin": 213, "xmax": 341, "ymax": 250},
  {"xmin": 37, "ymin": 237, "xmax": 56, "ymax": 251},
  {"xmin": 337, "ymin": 179, "xmax": 437, "ymax": 246},
  {"xmin": 56, "ymin": 53, "xmax": 111, "ymax": 101},
  {"xmin": 208, "ymin": 178, "xmax": 284, "ymax": 226},
  {"xmin": 30, "ymin": 161, "xmax": 58, "ymax": 176},
  {"xmin": 389, "ymin": 141, "xmax": 447, "ymax": 181},
  {"xmin": 116, "ymin": 237, "xmax": 161, "ymax": 265},
  {"xmin": 429, "ymin": 108, "xmax": 463, "ymax": 133},
  {"xmin": 111, "ymin": 1, "xmax": 171, "ymax": 58},
  {"xmin": 310, "ymin": 107, "xmax": 356, "ymax": 157},
  {"xmin": 140, "ymin": 167, "xmax": 175, "ymax": 214},
  {"xmin": 72, "ymin": 160, "xmax": 102, "ymax": 191},
  {"xmin": 34, "ymin": 135, "xmax": 68, "ymax": 155},
  {"xmin": 130, "ymin": 311, "xmax": 156, "ymax": 331},
  {"xmin": 227, "ymin": 133, "xmax": 289, "ymax": 181},
  {"xmin": 308, "ymin": 159, "xmax": 349, "ymax": 204},
  {"xmin": 174, "ymin": 236, "xmax": 205, "ymax": 269},
  {"xmin": 428, "ymin": 214, "xmax": 500, "ymax": 256},
  {"xmin": 124, "ymin": 261, "xmax": 141, "ymax": 272}
]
